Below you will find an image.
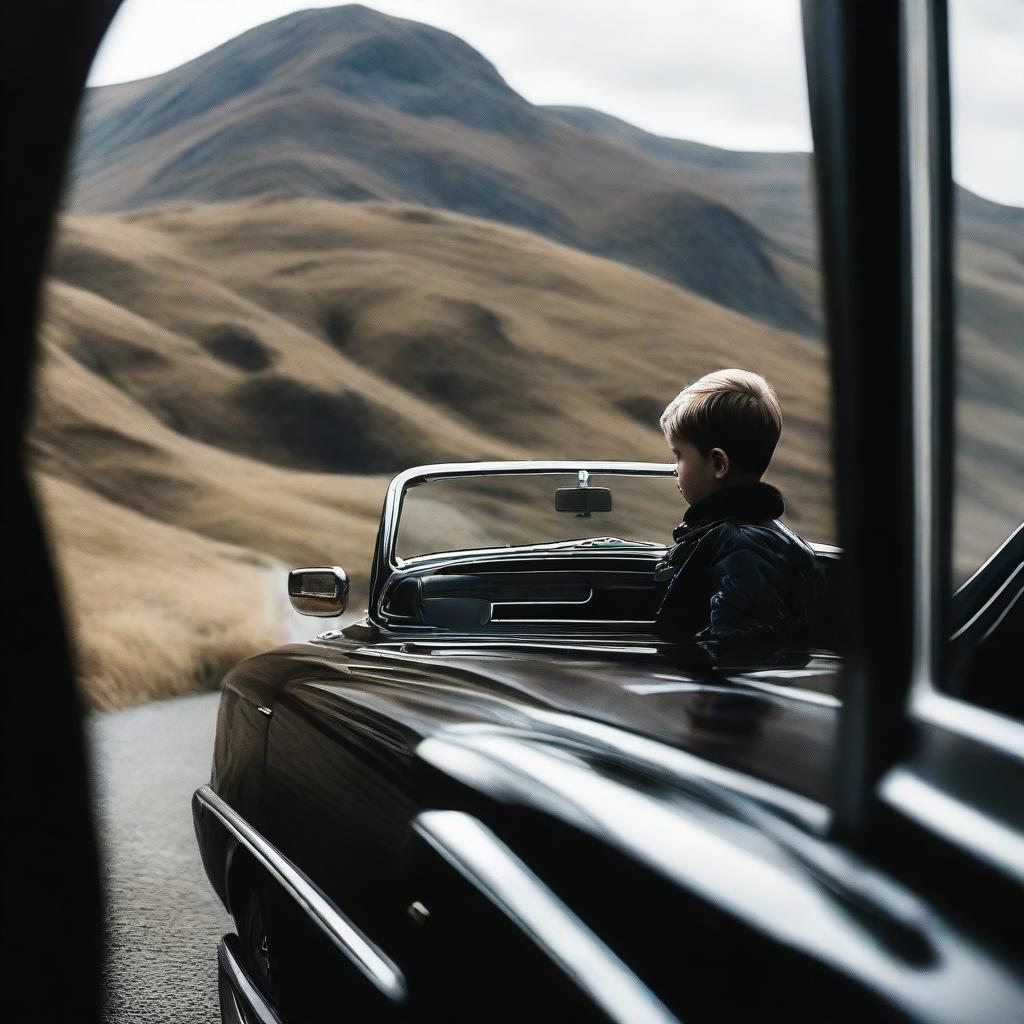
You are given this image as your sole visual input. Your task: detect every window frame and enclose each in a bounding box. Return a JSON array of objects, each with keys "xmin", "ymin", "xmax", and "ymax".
[
  {"xmin": 899, "ymin": 0, "xmax": 1023, "ymax": 749},
  {"xmin": 881, "ymin": 0, "xmax": 1024, "ymax": 884},
  {"xmin": 804, "ymin": 0, "xmax": 1024, "ymax": 880}
]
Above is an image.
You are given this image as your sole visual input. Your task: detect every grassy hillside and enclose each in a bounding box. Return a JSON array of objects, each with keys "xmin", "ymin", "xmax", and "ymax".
[
  {"xmin": 38, "ymin": 197, "xmax": 835, "ymax": 499},
  {"xmin": 36, "ymin": 4, "xmax": 1019, "ymax": 708},
  {"xmin": 35, "ymin": 471, "xmax": 302, "ymax": 710},
  {"xmin": 32, "ymin": 197, "xmax": 835, "ymax": 706}
]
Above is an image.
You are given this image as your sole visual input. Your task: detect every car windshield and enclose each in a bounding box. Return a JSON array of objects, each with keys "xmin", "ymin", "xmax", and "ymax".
[{"xmin": 395, "ymin": 471, "xmax": 680, "ymax": 561}]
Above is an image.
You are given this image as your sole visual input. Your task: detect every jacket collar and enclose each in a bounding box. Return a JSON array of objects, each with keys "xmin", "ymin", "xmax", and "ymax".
[{"xmin": 674, "ymin": 481, "xmax": 785, "ymax": 537}]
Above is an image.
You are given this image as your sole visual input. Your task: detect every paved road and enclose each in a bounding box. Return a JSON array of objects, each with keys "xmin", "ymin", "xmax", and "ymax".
[
  {"xmin": 90, "ymin": 606, "xmax": 362, "ymax": 1023},
  {"xmin": 91, "ymin": 691, "xmax": 229, "ymax": 1024}
]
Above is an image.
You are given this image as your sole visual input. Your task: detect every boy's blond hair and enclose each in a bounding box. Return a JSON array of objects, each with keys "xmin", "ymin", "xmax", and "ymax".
[{"xmin": 660, "ymin": 368, "xmax": 782, "ymax": 476}]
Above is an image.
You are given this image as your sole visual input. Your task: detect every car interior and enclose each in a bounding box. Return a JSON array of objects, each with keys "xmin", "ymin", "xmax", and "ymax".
[{"xmin": 380, "ymin": 547, "xmax": 846, "ymax": 650}]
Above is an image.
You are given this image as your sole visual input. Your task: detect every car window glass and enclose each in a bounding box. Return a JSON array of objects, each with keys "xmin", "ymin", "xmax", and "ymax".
[
  {"xmin": 396, "ymin": 473, "xmax": 680, "ymax": 560},
  {"xmin": 945, "ymin": 0, "xmax": 1024, "ymax": 720}
]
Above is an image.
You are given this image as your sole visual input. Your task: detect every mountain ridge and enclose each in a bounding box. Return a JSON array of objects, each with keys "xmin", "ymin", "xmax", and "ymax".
[{"xmin": 69, "ymin": 3, "xmax": 820, "ymax": 334}]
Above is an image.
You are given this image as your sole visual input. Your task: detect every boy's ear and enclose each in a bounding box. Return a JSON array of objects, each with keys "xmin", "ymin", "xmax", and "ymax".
[{"xmin": 710, "ymin": 447, "xmax": 730, "ymax": 479}]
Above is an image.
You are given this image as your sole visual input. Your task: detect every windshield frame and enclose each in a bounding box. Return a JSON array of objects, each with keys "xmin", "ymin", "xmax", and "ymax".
[{"xmin": 370, "ymin": 461, "xmax": 676, "ymax": 620}]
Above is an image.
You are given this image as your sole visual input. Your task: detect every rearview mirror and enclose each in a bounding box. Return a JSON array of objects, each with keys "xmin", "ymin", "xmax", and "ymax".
[
  {"xmin": 554, "ymin": 487, "xmax": 613, "ymax": 515},
  {"xmin": 288, "ymin": 566, "xmax": 349, "ymax": 617}
]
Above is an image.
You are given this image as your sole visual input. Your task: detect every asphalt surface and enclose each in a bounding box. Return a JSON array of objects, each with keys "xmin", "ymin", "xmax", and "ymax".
[
  {"xmin": 91, "ymin": 691, "xmax": 229, "ymax": 1024},
  {"xmin": 90, "ymin": 604, "xmax": 361, "ymax": 1023}
]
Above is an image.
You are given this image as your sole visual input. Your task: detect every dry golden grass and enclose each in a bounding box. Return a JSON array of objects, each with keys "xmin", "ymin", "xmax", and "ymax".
[
  {"xmin": 28, "ymin": 197, "xmax": 842, "ymax": 708},
  {"xmin": 40, "ymin": 196, "xmax": 836, "ymax": 525},
  {"xmin": 26, "ymin": 196, "xmax": 835, "ymax": 708},
  {"xmin": 952, "ymin": 238, "xmax": 1024, "ymax": 582},
  {"xmin": 31, "ymin": 194, "xmax": 1022, "ymax": 706},
  {"xmin": 43, "ymin": 0, "xmax": 1020, "ymax": 710},
  {"xmin": 31, "ymin": 324, "xmax": 389, "ymax": 575},
  {"xmin": 35, "ymin": 472, "xmax": 286, "ymax": 710}
]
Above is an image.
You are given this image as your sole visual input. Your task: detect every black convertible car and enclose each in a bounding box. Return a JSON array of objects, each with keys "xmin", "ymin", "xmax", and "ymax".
[
  {"xmin": 185, "ymin": 2, "xmax": 1024, "ymax": 1020},
  {"xmin": 193, "ymin": 460, "xmax": 1023, "ymax": 1023}
]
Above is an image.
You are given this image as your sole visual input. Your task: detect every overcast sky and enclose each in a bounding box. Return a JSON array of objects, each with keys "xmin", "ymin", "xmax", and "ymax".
[{"xmin": 88, "ymin": 0, "xmax": 1022, "ymax": 205}]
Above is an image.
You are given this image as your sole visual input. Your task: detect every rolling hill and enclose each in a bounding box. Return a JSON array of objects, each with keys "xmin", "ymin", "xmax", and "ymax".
[
  {"xmin": 32, "ymin": 196, "xmax": 835, "ymax": 706},
  {"xmin": 35, "ymin": 197, "xmax": 836, "ymax": 529},
  {"xmin": 33, "ymin": 4, "xmax": 1021, "ymax": 706}
]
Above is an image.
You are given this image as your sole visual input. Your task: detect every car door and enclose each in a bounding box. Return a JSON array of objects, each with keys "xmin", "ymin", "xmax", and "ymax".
[{"xmin": 256, "ymin": 661, "xmax": 419, "ymax": 1022}]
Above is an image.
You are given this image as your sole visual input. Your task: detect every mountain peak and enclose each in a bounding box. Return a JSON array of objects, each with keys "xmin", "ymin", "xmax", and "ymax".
[
  {"xmin": 71, "ymin": 4, "xmax": 821, "ymax": 332},
  {"xmin": 250, "ymin": 4, "xmax": 512, "ymax": 87},
  {"xmin": 282, "ymin": 5, "xmax": 530, "ymax": 129},
  {"xmin": 80, "ymin": 4, "xmax": 533, "ymax": 156}
]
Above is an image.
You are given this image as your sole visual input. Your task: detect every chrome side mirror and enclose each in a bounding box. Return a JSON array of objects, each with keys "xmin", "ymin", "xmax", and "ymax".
[{"xmin": 288, "ymin": 566, "xmax": 349, "ymax": 617}]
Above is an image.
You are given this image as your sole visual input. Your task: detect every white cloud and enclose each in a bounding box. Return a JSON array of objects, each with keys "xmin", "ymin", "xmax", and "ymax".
[
  {"xmin": 949, "ymin": 0, "xmax": 1024, "ymax": 204},
  {"xmin": 86, "ymin": 0, "xmax": 812, "ymax": 154},
  {"xmin": 87, "ymin": 0, "xmax": 1021, "ymax": 204}
]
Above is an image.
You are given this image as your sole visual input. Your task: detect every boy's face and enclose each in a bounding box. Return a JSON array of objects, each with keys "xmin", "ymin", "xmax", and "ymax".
[{"xmin": 667, "ymin": 435, "xmax": 725, "ymax": 506}]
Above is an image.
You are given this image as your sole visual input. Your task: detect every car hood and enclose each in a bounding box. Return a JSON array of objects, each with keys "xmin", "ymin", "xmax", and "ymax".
[
  {"xmin": 274, "ymin": 634, "xmax": 841, "ymax": 807},
  {"xmin": 254, "ymin": 637, "xmax": 1024, "ymax": 1024}
]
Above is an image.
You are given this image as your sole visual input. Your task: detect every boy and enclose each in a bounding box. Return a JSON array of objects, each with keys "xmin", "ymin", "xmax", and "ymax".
[{"xmin": 654, "ymin": 368, "xmax": 820, "ymax": 650}]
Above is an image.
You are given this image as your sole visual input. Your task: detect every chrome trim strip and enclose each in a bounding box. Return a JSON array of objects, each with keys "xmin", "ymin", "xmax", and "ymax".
[
  {"xmin": 809, "ymin": 541, "xmax": 844, "ymax": 556},
  {"xmin": 879, "ymin": 767, "xmax": 1024, "ymax": 884},
  {"xmin": 360, "ymin": 641, "xmax": 664, "ymax": 656},
  {"xmin": 434, "ymin": 642, "xmax": 662, "ymax": 654},
  {"xmin": 398, "ymin": 548, "xmax": 668, "ymax": 572},
  {"xmin": 628, "ymin": 678, "xmax": 840, "ymax": 709},
  {"xmin": 904, "ymin": 0, "xmax": 939, "ymax": 721},
  {"xmin": 194, "ymin": 786, "xmax": 406, "ymax": 1002},
  {"xmin": 491, "ymin": 592, "xmax": 595, "ymax": 606},
  {"xmin": 218, "ymin": 934, "xmax": 283, "ymax": 1024},
  {"xmin": 447, "ymin": 567, "xmax": 662, "ymax": 576},
  {"xmin": 952, "ymin": 521, "xmax": 1024, "ymax": 594},
  {"xmin": 488, "ymin": 618, "xmax": 654, "ymax": 625},
  {"xmin": 913, "ymin": 690, "xmax": 1024, "ymax": 765},
  {"xmin": 950, "ymin": 565, "xmax": 1023, "ymax": 642},
  {"xmin": 976, "ymin": 580, "xmax": 1023, "ymax": 645},
  {"xmin": 414, "ymin": 810, "xmax": 679, "ymax": 1024}
]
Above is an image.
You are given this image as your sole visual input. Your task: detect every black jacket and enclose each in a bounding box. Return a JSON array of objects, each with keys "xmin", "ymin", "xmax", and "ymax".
[{"xmin": 653, "ymin": 481, "xmax": 821, "ymax": 649}]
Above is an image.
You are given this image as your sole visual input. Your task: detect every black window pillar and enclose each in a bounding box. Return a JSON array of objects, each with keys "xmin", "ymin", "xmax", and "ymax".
[{"xmin": 802, "ymin": 0, "xmax": 921, "ymax": 838}]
